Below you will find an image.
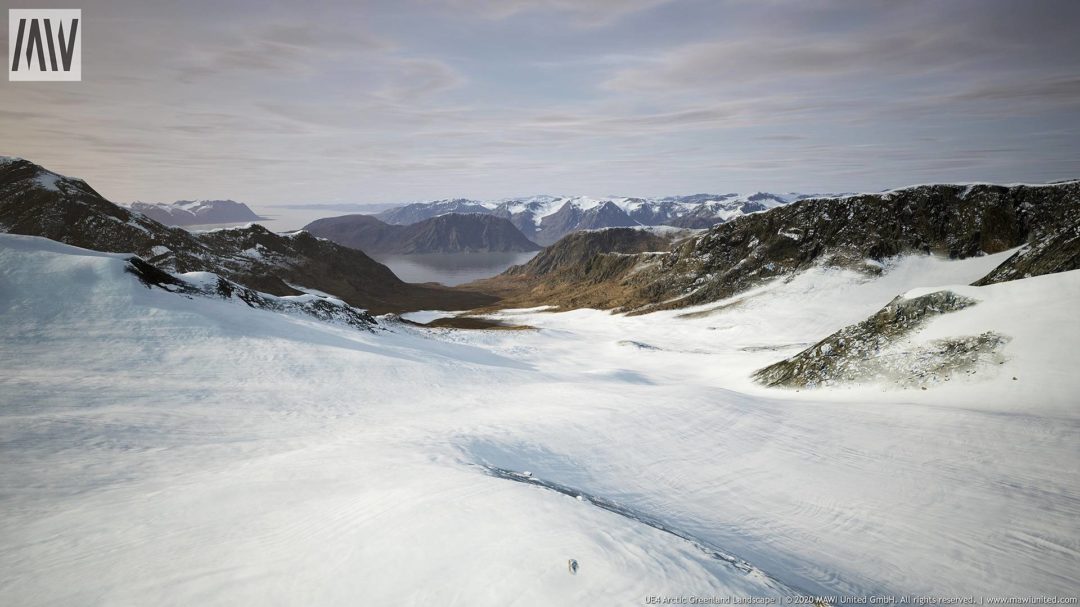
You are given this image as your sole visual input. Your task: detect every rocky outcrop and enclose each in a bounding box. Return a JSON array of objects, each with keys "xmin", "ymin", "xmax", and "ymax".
[
  {"xmin": 752, "ymin": 290, "xmax": 1007, "ymax": 388},
  {"xmin": 125, "ymin": 257, "xmax": 377, "ymax": 331},
  {"xmin": 973, "ymin": 223, "xmax": 1080, "ymax": 286},
  {"xmin": 303, "ymin": 213, "xmax": 540, "ymax": 254}
]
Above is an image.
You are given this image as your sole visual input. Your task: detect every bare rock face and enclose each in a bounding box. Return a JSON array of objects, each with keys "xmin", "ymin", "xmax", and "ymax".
[
  {"xmin": 752, "ymin": 291, "xmax": 1007, "ymax": 388},
  {"xmin": 973, "ymin": 223, "xmax": 1080, "ymax": 286},
  {"xmin": 124, "ymin": 257, "xmax": 377, "ymax": 331}
]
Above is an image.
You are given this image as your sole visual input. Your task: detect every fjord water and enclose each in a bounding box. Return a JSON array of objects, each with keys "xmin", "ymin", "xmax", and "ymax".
[{"xmin": 371, "ymin": 251, "xmax": 539, "ymax": 286}]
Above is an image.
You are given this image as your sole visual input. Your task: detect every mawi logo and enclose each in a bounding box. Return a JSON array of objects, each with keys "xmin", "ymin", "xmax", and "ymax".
[{"xmin": 9, "ymin": 9, "xmax": 81, "ymax": 81}]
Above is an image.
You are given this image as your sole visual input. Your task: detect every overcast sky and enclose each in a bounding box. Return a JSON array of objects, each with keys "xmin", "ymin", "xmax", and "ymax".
[{"xmin": 2, "ymin": 0, "xmax": 1079, "ymax": 204}]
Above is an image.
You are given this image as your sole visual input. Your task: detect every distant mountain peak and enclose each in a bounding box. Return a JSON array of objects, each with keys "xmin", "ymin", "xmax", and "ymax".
[{"xmin": 128, "ymin": 199, "xmax": 261, "ymax": 227}]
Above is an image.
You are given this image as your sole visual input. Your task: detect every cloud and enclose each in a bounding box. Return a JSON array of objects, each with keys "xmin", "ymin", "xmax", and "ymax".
[
  {"xmin": 950, "ymin": 77, "xmax": 1080, "ymax": 106},
  {"xmin": 591, "ymin": 1, "xmax": 1080, "ymax": 134},
  {"xmin": 175, "ymin": 21, "xmax": 392, "ymax": 80},
  {"xmin": 603, "ymin": 27, "xmax": 1016, "ymax": 93},
  {"xmin": 431, "ymin": 0, "xmax": 673, "ymax": 25},
  {"xmin": 375, "ymin": 58, "xmax": 466, "ymax": 101}
]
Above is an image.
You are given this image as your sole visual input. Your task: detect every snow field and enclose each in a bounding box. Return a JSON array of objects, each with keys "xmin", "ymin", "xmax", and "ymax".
[{"xmin": 1, "ymin": 234, "xmax": 1078, "ymax": 604}]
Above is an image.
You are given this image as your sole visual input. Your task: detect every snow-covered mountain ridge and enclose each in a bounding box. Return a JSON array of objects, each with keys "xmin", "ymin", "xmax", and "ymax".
[{"xmin": 377, "ymin": 192, "xmax": 830, "ymax": 245}]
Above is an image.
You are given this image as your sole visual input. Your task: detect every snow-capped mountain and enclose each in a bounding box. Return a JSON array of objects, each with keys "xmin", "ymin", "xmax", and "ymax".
[
  {"xmin": 375, "ymin": 198, "xmax": 493, "ymax": 226},
  {"xmin": 129, "ymin": 199, "xmax": 262, "ymax": 226},
  {"xmin": 377, "ymin": 192, "xmax": 822, "ymax": 245}
]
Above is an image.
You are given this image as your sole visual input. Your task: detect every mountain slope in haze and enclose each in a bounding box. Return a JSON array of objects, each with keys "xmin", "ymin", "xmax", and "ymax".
[
  {"xmin": 303, "ymin": 213, "xmax": 540, "ymax": 254},
  {"xmin": 504, "ymin": 228, "xmax": 678, "ymax": 278},
  {"xmin": 482, "ymin": 181, "xmax": 1080, "ymax": 313},
  {"xmin": 376, "ymin": 199, "xmax": 493, "ymax": 225},
  {"xmin": 0, "ymin": 157, "xmax": 496, "ymax": 313},
  {"xmin": 129, "ymin": 199, "xmax": 262, "ymax": 226},
  {"xmin": 470, "ymin": 227, "xmax": 692, "ymax": 308}
]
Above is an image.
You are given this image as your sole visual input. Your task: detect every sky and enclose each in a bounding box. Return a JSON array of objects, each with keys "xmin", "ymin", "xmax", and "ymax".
[{"xmin": 2, "ymin": 0, "xmax": 1079, "ymax": 206}]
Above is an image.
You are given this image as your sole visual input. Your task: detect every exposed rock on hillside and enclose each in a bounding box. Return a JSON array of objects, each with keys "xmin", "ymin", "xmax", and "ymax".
[
  {"xmin": 973, "ymin": 224, "xmax": 1080, "ymax": 285},
  {"xmin": 639, "ymin": 182, "xmax": 1079, "ymax": 310},
  {"xmin": 125, "ymin": 257, "xmax": 377, "ymax": 330},
  {"xmin": 471, "ymin": 227, "xmax": 688, "ymax": 309},
  {"xmin": 753, "ymin": 290, "xmax": 1007, "ymax": 388}
]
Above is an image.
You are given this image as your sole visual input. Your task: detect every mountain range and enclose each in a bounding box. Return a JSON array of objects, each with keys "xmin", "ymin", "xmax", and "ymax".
[
  {"xmin": 3, "ymin": 155, "xmax": 1076, "ymax": 323},
  {"xmin": 127, "ymin": 189, "xmax": 833, "ymax": 250},
  {"xmin": 376, "ymin": 192, "xmax": 822, "ymax": 245},
  {"xmin": 303, "ymin": 213, "xmax": 541, "ymax": 255}
]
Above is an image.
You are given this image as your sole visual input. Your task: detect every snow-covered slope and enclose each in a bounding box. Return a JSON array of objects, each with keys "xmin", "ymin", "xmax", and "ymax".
[
  {"xmin": 0, "ymin": 234, "xmax": 795, "ymax": 604},
  {"xmin": 1, "ymin": 232, "xmax": 1077, "ymax": 603}
]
